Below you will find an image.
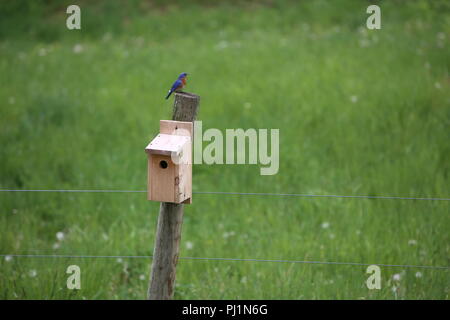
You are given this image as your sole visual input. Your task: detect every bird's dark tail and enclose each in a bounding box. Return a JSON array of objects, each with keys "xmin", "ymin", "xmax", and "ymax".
[{"xmin": 165, "ymin": 90, "xmax": 173, "ymax": 100}]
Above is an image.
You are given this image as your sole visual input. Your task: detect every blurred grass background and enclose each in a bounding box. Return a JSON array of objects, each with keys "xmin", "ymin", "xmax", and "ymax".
[{"xmin": 0, "ymin": 0, "xmax": 449, "ymax": 299}]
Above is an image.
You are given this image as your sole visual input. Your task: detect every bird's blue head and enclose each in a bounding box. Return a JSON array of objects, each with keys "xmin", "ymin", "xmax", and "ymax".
[{"xmin": 178, "ymin": 72, "xmax": 188, "ymax": 79}]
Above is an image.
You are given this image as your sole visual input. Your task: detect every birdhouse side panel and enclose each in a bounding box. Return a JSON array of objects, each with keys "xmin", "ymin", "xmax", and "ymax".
[
  {"xmin": 148, "ymin": 154, "xmax": 176, "ymax": 203},
  {"xmin": 174, "ymin": 142, "xmax": 192, "ymax": 204}
]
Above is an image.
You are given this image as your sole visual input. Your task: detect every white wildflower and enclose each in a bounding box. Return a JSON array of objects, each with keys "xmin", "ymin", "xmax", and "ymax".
[
  {"xmin": 350, "ymin": 95, "xmax": 358, "ymax": 103},
  {"xmin": 29, "ymin": 270, "xmax": 37, "ymax": 277},
  {"xmin": 359, "ymin": 38, "xmax": 370, "ymax": 47},
  {"xmin": 415, "ymin": 272, "xmax": 422, "ymax": 278},
  {"xmin": 215, "ymin": 40, "xmax": 229, "ymax": 50},
  {"xmin": 185, "ymin": 241, "xmax": 194, "ymax": 250},
  {"xmin": 38, "ymin": 48, "xmax": 47, "ymax": 56},
  {"xmin": 102, "ymin": 32, "xmax": 112, "ymax": 42},
  {"xmin": 408, "ymin": 239, "xmax": 417, "ymax": 246},
  {"xmin": 437, "ymin": 32, "xmax": 445, "ymax": 40},
  {"xmin": 73, "ymin": 44, "xmax": 83, "ymax": 54},
  {"xmin": 321, "ymin": 222, "xmax": 330, "ymax": 229},
  {"xmin": 223, "ymin": 231, "xmax": 236, "ymax": 239},
  {"xmin": 4, "ymin": 255, "xmax": 13, "ymax": 262},
  {"xmin": 392, "ymin": 273, "xmax": 401, "ymax": 281},
  {"xmin": 56, "ymin": 232, "xmax": 65, "ymax": 241},
  {"xmin": 358, "ymin": 26, "xmax": 367, "ymax": 35}
]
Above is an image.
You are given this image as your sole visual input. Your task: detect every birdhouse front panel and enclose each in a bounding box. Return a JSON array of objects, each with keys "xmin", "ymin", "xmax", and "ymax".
[
  {"xmin": 148, "ymin": 153, "xmax": 177, "ymax": 203},
  {"xmin": 145, "ymin": 120, "xmax": 193, "ymax": 204}
]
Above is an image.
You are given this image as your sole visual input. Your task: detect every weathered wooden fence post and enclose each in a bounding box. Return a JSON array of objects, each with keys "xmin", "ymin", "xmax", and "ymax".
[{"xmin": 147, "ymin": 92, "xmax": 200, "ymax": 300}]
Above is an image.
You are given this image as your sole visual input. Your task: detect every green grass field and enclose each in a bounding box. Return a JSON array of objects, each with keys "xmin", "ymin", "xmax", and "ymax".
[{"xmin": 0, "ymin": 0, "xmax": 449, "ymax": 299}]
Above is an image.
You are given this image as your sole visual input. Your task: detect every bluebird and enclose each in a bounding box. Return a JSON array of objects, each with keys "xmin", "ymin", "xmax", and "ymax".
[{"xmin": 165, "ymin": 72, "xmax": 188, "ymax": 99}]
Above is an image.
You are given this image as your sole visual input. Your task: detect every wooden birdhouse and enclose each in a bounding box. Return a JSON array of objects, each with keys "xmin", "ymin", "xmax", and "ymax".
[{"xmin": 145, "ymin": 120, "xmax": 193, "ymax": 204}]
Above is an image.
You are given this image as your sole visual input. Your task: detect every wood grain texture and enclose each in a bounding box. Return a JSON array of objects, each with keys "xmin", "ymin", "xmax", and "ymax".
[
  {"xmin": 172, "ymin": 92, "xmax": 200, "ymax": 122},
  {"xmin": 160, "ymin": 120, "xmax": 193, "ymax": 137},
  {"xmin": 148, "ymin": 154, "xmax": 176, "ymax": 203},
  {"xmin": 159, "ymin": 119, "xmax": 194, "ymax": 204},
  {"xmin": 148, "ymin": 202, "xmax": 183, "ymax": 299},
  {"xmin": 148, "ymin": 92, "xmax": 200, "ymax": 300}
]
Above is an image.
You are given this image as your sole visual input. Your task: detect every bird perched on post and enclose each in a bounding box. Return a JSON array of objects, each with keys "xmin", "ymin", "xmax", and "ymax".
[{"xmin": 165, "ymin": 72, "xmax": 188, "ymax": 99}]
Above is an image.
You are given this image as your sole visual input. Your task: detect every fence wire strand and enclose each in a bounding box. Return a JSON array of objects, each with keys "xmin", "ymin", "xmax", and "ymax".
[
  {"xmin": 0, "ymin": 189, "xmax": 449, "ymax": 201},
  {"xmin": 1, "ymin": 189, "xmax": 448, "ymax": 271},
  {"xmin": 0, "ymin": 254, "xmax": 448, "ymax": 270}
]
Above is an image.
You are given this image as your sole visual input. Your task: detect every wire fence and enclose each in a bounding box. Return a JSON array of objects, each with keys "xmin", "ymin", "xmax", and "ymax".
[
  {"xmin": 1, "ymin": 188, "xmax": 449, "ymax": 271},
  {"xmin": 1, "ymin": 189, "xmax": 449, "ymax": 201},
  {"xmin": 1, "ymin": 254, "xmax": 449, "ymax": 270}
]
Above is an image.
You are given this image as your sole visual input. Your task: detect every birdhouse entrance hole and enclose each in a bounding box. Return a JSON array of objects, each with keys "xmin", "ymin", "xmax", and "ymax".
[{"xmin": 159, "ymin": 160, "xmax": 168, "ymax": 169}]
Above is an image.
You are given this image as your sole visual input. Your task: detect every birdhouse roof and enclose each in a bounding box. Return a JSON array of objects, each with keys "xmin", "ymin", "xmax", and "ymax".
[{"xmin": 145, "ymin": 134, "xmax": 190, "ymax": 156}]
